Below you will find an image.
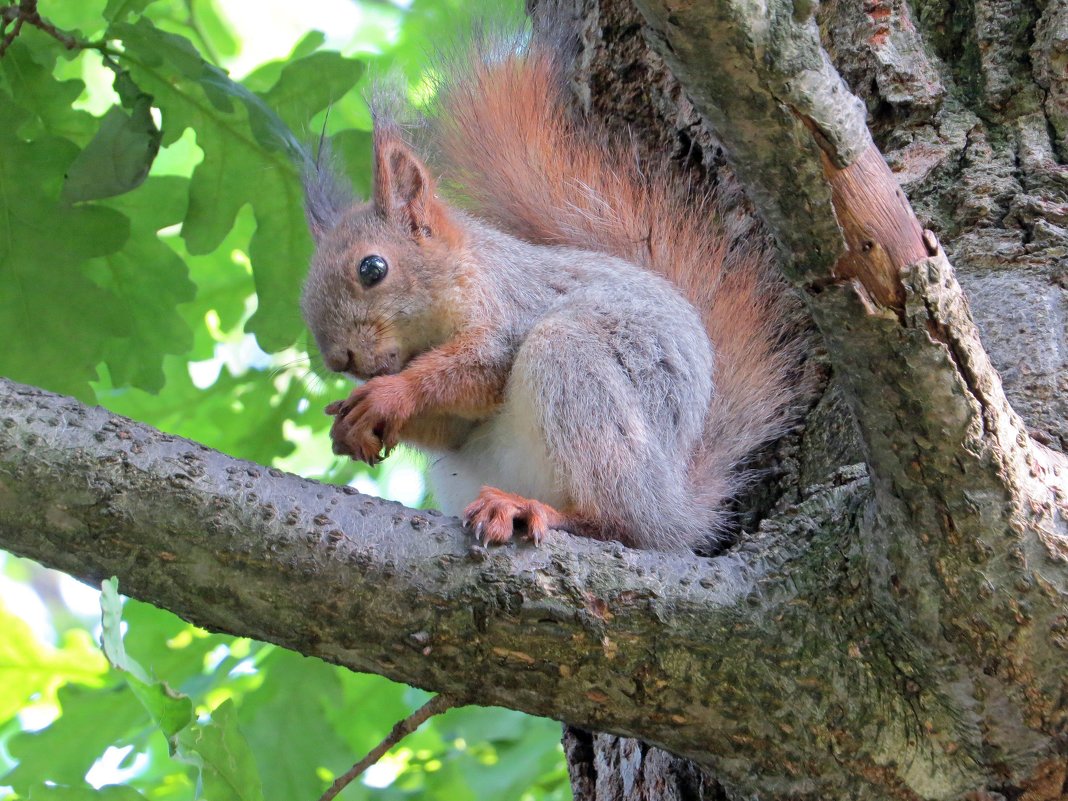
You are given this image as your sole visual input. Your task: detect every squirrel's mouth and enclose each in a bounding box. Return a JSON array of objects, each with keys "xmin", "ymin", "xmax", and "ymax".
[{"xmin": 349, "ymin": 351, "xmax": 414, "ymax": 381}]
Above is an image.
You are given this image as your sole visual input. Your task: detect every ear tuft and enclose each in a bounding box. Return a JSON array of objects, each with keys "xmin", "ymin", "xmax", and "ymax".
[{"xmin": 301, "ymin": 141, "xmax": 354, "ymax": 242}]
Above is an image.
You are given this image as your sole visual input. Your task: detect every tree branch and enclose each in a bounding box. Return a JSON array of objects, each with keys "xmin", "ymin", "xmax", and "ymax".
[
  {"xmin": 628, "ymin": 0, "xmax": 870, "ymax": 278},
  {"xmin": 2, "ymin": 376, "xmax": 1032, "ymax": 800}
]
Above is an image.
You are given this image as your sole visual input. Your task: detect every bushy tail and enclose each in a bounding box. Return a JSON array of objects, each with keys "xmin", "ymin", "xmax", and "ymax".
[{"xmin": 427, "ymin": 32, "xmax": 803, "ymax": 527}]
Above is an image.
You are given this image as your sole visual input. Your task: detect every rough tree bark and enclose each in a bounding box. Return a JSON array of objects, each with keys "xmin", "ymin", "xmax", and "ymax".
[
  {"xmin": 1, "ymin": 0, "xmax": 1067, "ymax": 799},
  {"xmin": 544, "ymin": 0, "xmax": 1068, "ymax": 797}
]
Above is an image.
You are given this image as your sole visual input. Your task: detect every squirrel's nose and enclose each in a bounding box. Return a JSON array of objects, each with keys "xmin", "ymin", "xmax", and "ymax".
[{"xmin": 324, "ymin": 349, "xmax": 356, "ymax": 374}]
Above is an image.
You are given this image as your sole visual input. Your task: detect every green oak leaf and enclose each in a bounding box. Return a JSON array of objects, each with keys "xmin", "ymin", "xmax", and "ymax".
[
  {"xmin": 2, "ymin": 685, "xmax": 147, "ymax": 792},
  {"xmin": 0, "ymin": 102, "xmax": 131, "ymax": 400},
  {"xmin": 61, "ymin": 98, "xmax": 162, "ymax": 202},
  {"xmin": 257, "ymin": 51, "xmax": 365, "ymax": 133},
  {"xmin": 110, "ymin": 18, "xmax": 304, "ymax": 351},
  {"xmin": 90, "ymin": 176, "xmax": 196, "ymax": 393},
  {"xmin": 176, "ymin": 700, "xmax": 265, "ymax": 801},
  {"xmin": 110, "ymin": 18, "xmax": 363, "ymax": 351},
  {"xmin": 0, "ymin": 603, "xmax": 108, "ymax": 725},
  {"xmin": 0, "ymin": 41, "xmax": 96, "ymax": 143}
]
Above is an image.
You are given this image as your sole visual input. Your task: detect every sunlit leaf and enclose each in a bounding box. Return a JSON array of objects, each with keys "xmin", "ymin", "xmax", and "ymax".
[{"xmin": 0, "ymin": 604, "xmax": 108, "ymax": 725}]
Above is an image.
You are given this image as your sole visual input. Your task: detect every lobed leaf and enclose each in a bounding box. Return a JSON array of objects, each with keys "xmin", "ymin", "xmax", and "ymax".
[
  {"xmin": 90, "ymin": 176, "xmax": 196, "ymax": 393},
  {"xmin": 0, "ymin": 102, "xmax": 131, "ymax": 400},
  {"xmin": 0, "ymin": 605, "xmax": 108, "ymax": 725},
  {"xmin": 99, "ymin": 579, "xmax": 195, "ymax": 745},
  {"xmin": 109, "ymin": 18, "xmax": 364, "ymax": 352}
]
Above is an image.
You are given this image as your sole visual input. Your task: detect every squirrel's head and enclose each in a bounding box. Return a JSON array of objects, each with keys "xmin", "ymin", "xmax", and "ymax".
[{"xmin": 300, "ymin": 129, "xmax": 463, "ymax": 380}]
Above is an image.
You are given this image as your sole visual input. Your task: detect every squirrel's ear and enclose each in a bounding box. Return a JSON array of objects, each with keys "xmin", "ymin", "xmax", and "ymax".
[
  {"xmin": 302, "ymin": 143, "xmax": 353, "ymax": 242},
  {"xmin": 372, "ymin": 132, "xmax": 439, "ymax": 238}
]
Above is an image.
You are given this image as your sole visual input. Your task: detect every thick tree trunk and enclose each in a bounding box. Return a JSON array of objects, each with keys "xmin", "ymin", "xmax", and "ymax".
[{"xmin": 542, "ymin": 0, "xmax": 1068, "ymax": 797}]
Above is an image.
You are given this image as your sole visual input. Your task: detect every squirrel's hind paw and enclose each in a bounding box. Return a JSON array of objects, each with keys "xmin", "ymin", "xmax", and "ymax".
[{"xmin": 462, "ymin": 487, "xmax": 565, "ymax": 546}]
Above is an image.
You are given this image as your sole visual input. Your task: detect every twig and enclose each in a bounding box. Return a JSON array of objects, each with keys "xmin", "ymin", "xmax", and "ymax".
[
  {"xmin": 0, "ymin": 16, "xmax": 23, "ymax": 56},
  {"xmin": 0, "ymin": 0, "xmax": 78, "ymax": 57},
  {"xmin": 318, "ymin": 694, "xmax": 457, "ymax": 801}
]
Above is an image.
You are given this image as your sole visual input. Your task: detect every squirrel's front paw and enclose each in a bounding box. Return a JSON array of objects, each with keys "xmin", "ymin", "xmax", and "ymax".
[{"xmin": 327, "ymin": 375, "xmax": 416, "ymax": 466}]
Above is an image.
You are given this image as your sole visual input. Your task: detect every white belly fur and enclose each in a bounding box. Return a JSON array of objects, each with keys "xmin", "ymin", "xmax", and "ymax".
[{"xmin": 428, "ymin": 385, "xmax": 567, "ymax": 517}]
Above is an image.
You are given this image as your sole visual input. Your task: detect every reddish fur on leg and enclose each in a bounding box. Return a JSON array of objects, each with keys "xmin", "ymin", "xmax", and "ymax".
[
  {"xmin": 327, "ymin": 335, "xmax": 508, "ymax": 465},
  {"xmin": 401, "ymin": 335, "xmax": 507, "ymax": 420}
]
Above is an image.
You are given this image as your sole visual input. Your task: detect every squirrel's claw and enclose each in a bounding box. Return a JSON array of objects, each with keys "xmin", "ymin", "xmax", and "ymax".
[
  {"xmin": 326, "ymin": 375, "xmax": 415, "ymax": 466},
  {"xmin": 329, "ymin": 407, "xmax": 384, "ymax": 465},
  {"xmin": 462, "ymin": 487, "xmax": 562, "ymax": 546}
]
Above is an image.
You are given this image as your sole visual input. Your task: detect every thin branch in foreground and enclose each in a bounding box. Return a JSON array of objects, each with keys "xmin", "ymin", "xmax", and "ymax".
[
  {"xmin": 319, "ymin": 694, "xmax": 458, "ymax": 801},
  {"xmin": 0, "ymin": 0, "xmax": 77, "ymax": 57}
]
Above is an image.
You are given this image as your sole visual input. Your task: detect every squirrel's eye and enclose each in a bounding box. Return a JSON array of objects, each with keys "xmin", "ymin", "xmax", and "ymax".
[{"xmin": 358, "ymin": 255, "xmax": 388, "ymax": 288}]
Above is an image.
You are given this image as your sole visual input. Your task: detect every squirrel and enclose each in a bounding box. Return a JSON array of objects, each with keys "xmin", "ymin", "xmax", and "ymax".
[{"xmin": 298, "ymin": 26, "xmax": 801, "ymax": 551}]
